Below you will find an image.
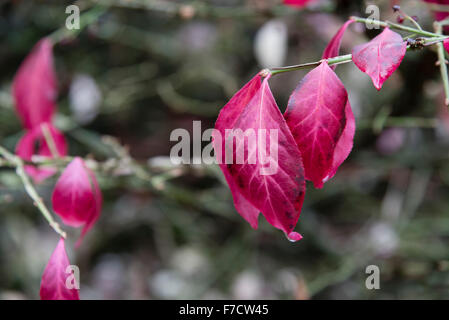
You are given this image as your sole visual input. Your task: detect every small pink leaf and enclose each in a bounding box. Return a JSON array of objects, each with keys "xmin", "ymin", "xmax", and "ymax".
[
  {"xmin": 218, "ymin": 76, "xmax": 306, "ymax": 241},
  {"xmin": 351, "ymin": 27, "xmax": 406, "ymax": 91},
  {"xmin": 52, "ymin": 157, "xmax": 102, "ymax": 247},
  {"xmin": 16, "ymin": 123, "xmax": 67, "ymax": 183},
  {"xmin": 214, "ymin": 75, "xmax": 262, "ymax": 229},
  {"xmin": 40, "ymin": 238, "xmax": 80, "ymax": 300},
  {"xmin": 322, "ymin": 19, "xmax": 354, "ymax": 70},
  {"xmin": 285, "ymin": 61, "xmax": 348, "ymax": 188},
  {"xmin": 13, "ymin": 38, "xmax": 57, "ymax": 129}
]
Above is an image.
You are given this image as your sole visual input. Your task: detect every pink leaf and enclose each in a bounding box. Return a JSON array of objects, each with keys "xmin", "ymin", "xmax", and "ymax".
[
  {"xmin": 40, "ymin": 238, "xmax": 80, "ymax": 300},
  {"xmin": 52, "ymin": 157, "xmax": 102, "ymax": 247},
  {"xmin": 13, "ymin": 38, "xmax": 57, "ymax": 130},
  {"xmin": 285, "ymin": 61, "xmax": 348, "ymax": 188},
  {"xmin": 322, "ymin": 19, "xmax": 354, "ymax": 70},
  {"xmin": 216, "ymin": 75, "xmax": 306, "ymax": 241},
  {"xmin": 320, "ymin": 21, "xmax": 357, "ymax": 180},
  {"xmin": 16, "ymin": 123, "xmax": 67, "ymax": 183},
  {"xmin": 283, "ymin": 0, "xmax": 314, "ymax": 7},
  {"xmin": 213, "ymin": 75, "xmax": 262, "ymax": 229},
  {"xmin": 351, "ymin": 27, "xmax": 406, "ymax": 91}
]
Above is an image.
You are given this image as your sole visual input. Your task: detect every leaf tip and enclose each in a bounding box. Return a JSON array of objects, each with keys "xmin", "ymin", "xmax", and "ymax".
[
  {"xmin": 313, "ymin": 180, "xmax": 325, "ymax": 189},
  {"xmin": 287, "ymin": 231, "xmax": 303, "ymax": 242}
]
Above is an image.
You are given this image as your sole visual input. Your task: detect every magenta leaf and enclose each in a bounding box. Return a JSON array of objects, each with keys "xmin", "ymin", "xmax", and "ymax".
[
  {"xmin": 16, "ymin": 123, "xmax": 67, "ymax": 183},
  {"xmin": 285, "ymin": 61, "xmax": 348, "ymax": 188},
  {"xmin": 322, "ymin": 19, "xmax": 354, "ymax": 70},
  {"xmin": 351, "ymin": 27, "xmax": 406, "ymax": 91},
  {"xmin": 40, "ymin": 238, "xmax": 80, "ymax": 300},
  {"xmin": 216, "ymin": 75, "xmax": 306, "ymax": 241},
  {"xmin": 320, "ymin": 21, "xmax": 357, "ymax": 180},
  {"xmin": 213, "ymin": 75, "xmax": 262, "ymax": 229},
  {"xmin": 283, "ymin": 0, "xmax": 314, "ymax": 7},
  {"xmin": 52, "ymin": 157, "xmax": 102, "ymax": 247},
  {"xmin": 13, "ymin": 38, "xmax": 57, "ymax": 130}
]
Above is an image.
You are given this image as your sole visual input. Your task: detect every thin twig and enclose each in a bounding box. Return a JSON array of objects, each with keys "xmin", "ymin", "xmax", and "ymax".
[
  {"xmin": 41, "ymin": 123, "xmax": 60, "ymax": 158},
  {"xmin": 350, "ymin": 16, "xmax": 444, "ymax": 38},
  {"xmin": 268, "ymin": 54, "xmax": 353, "ymax": 76},
  {"xmin": 395, "ymin": 7, "xmax": 423, "ymax": 31},
  {"xmin": 0, "ymin": 145, "xmax": 66, "ymax": 238}
]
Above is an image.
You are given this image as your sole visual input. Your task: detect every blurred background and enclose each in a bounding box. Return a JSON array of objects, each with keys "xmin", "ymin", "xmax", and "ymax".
[{"xmin": 2, "ymin": 0, "xmax": 449, "ymax": 299}]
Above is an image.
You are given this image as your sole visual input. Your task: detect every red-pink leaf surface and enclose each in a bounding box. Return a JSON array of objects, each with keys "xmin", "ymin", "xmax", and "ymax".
[
  {"xmin": 213, "ymin": 75, "xmax": 262, "ymax": 229},
  {"xmin": 285, "ymin": 61, "xmax": 347, "ymax": 189},
  {"xmin": 216, "ymin": 76, "xmax": 306, "ymax": 241},
  {"xmin": 351, "ymin": 27, "xmax": 406, "ymax": 91},
  {"xmin": 320, "ymin": 21, "xmax": 356, "ymax": 180},
  {"xmin": 12, "ymin": 38, "xmax": 57, "ymax": 129},
  {"xmin": 322, "ymin": 19, "xmax": 354, "ymax": 70},
  {"xmin": 283, "ymin": 0, "xmax": 313, "ymax": 7},
  {"xmin": 325, "ymin": 101, "xmax": 355, "ymax": 182},
  {"xmin": 40, "ymin": 238, "xmax": 80, "ymax": 300},
  {"xmin": 16, "ymin": 123, "xmax": 67, "ymax": 183},
  {"xmin": 52, "ymin": 157, "xmax": 102, "ymax": 247}
]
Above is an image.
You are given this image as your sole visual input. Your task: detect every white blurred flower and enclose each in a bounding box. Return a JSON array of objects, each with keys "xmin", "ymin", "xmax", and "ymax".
[
  {"xmin": 369, "ymin": 222, "xmax": 398, "ymax": 257},
  {"xmin": 69, "ymin": 74, "xmax": 102, "ymax": 124},
  {"xmin": 171, "ymin": 247, "xmax": 209, "ymax": 277},
  {"xmin": 231, "ymin": 271, "xmax": 265, "ymax": 299},
  {"xmin": 273, "ymin": 269, "xmax": 299, "ymax": 295},
  {"xmin": 254, "ymin": 20, "xmax": 288, "ymax": 68},
  {"xmin": 150, "ymin": 270, "xmax": 186, "ymax": 299}
]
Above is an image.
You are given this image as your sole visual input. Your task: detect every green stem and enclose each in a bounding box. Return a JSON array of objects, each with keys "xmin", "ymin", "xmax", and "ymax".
[
  {"xmin": 435, "ymin": 22, "xmax": 449, "ymax": 106},
  {"xmin": 0, "ymin": 146, "xmax": 67, "ymax": 238},
  {"xmin": 269, "ymin": 54, "xmax": 353, "ymax": 76}
]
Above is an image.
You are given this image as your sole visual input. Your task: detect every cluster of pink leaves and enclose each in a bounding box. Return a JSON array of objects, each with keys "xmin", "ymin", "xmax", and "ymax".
[
  {"xmin": 13, "ymin": 38, "xmax": 103, "ymax": 300},
  {"xmin": 11, "ymin": 4, "xmax": 414, "ymax": 299},
  {"xmin": 214, "ymin": 21, "xmax": 407, "ymax": 241}
]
